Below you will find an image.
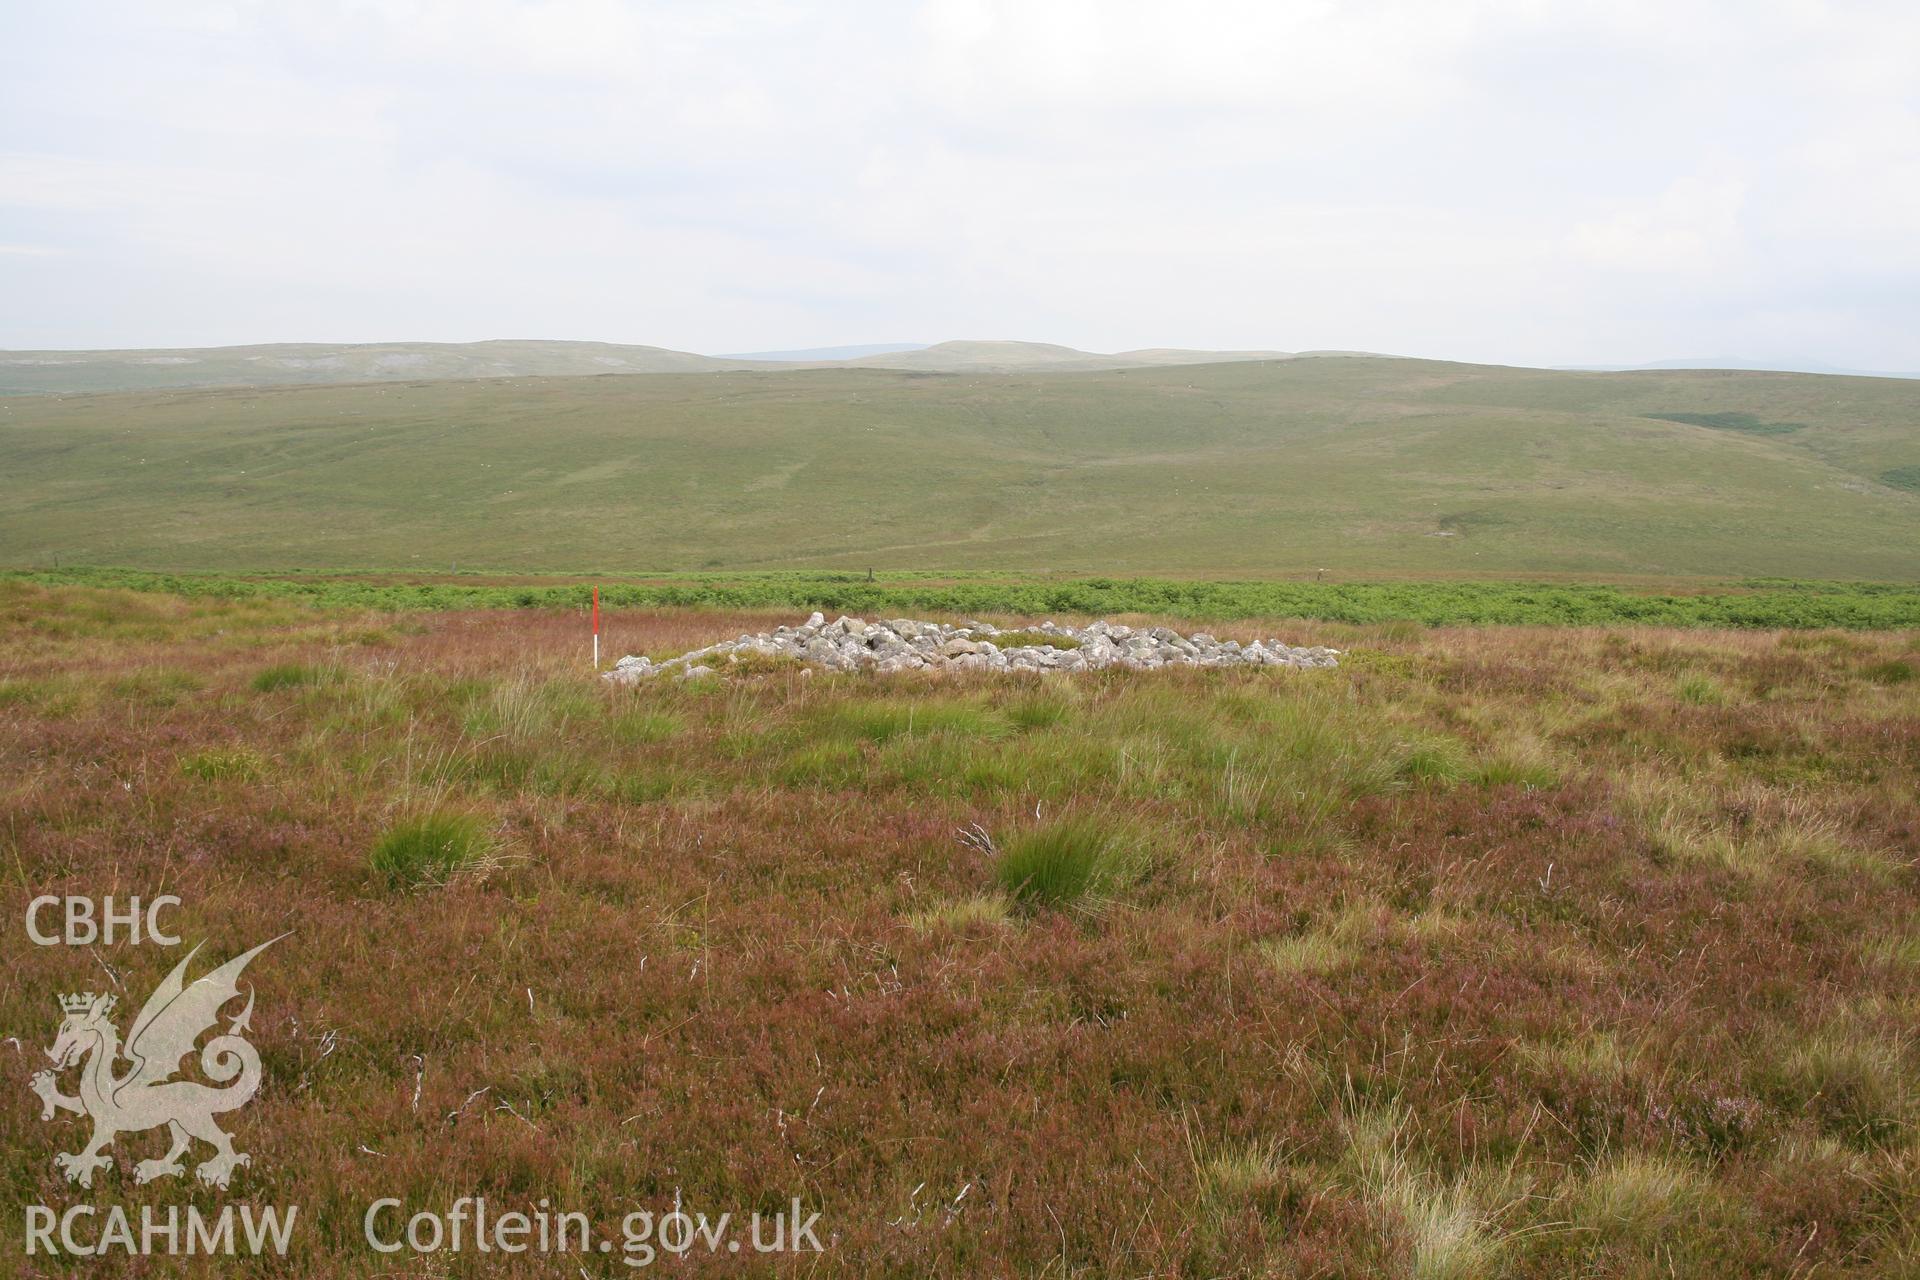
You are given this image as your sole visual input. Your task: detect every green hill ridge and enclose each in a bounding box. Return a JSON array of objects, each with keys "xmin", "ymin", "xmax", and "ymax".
[{"xmin": 1, "ymin": 356, "xmax": 1915, "ymax": 579}]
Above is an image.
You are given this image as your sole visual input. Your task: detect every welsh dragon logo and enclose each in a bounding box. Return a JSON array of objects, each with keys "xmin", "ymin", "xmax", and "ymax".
[{"xmin": 29, "ymin": 936, "xmax": 284, "ymax": 1189}]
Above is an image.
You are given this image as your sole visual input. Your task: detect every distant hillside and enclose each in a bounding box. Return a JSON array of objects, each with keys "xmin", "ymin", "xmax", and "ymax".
[
  {"xmin": 720, "ymin": 342, "xmax": 928, "ymax": 361},
  {"xmin": 1559, "ymin": 357, "xmax": 1920, "ymax": 379},
  {"xmin": 3, "ymin": 357, "xmax": 1916, "ymax": 579},
  {"xmin": 838, "ymin": 340, "xmax": 1302, "ymax": 372},
  {"xmin": 0, "ymin": 337, "xmax": 1344, "ymax": 393},
  {"xmin": 0, "ymin": 339, "xmax": 784, "ymax": 394}
]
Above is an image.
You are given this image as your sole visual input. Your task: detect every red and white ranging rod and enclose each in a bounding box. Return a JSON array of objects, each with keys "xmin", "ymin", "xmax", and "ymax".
[{"xmin": 591, "ymin": 586, "xmax": 600, "ymax": 669}]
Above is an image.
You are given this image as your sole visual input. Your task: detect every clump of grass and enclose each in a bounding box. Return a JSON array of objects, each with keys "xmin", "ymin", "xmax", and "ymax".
[
  {"xmin": 1767, "ymin": 1031, "xmax": 1914, "ymax": 1146},
  {"xmin": 1518, "ymin": 1032, "xmax": 1642, "ymax": 1083},
  {"xmin": 113, "ymin": 667, "xmax": 204, "ymax": 706},
  {"xmin": 251, "ymin": 662, "xmax": 325, "ymax": 692},
  {"xmin": 1572, "ymin": 1153, "xmax": 1700, "ymax": 1240},
  {"xmin": 179, "ymin": 746, "xmax": 267, "ymax": 782},
  {"xmin": 1339, "ymin": 1105, "xmax": 1513, "ymax": 1280},
  {"xmin": 905, "ymin": 893, "xmax": 1013, "ymax": 932},
  {"xmin": 1395, "ymin": 736, "xmax": 1469, "ymax": 785},
  {"xmin": 1772, "ymin": 810, "xmax": 1896, "ymax": 879},
  {"xmin": 776, "ymin": 740, "xmax": 866, "ymax": 788},
  {"xmin": 986, "ymin": 630, "xmax": 1083, "ymax": 651},
  {"xmin": 1370, "ymin": 619, "xmax": 1428, "ymax": 643},
  {"xmin": 1780, "ymin": 630, "xmax": 1874, "ymax": 657},
  {"xmin": 1003, "ymin": 690, "xmax": 1074, "ymax": 730},
  {"xmin": 1192, "ymin": 1138, "xmax": 1295, "ymax": 1221},
  {"xmin": 1863, "ymin": 657, "xmax": 1915, "ymax": 685},
  {"xmin": 607, "ymin": 768, "xmax": 678, "ymax": 803},
  {"xmin": 1471, "ymin": 736, "xmax": 1558, "ymax": 790},
  {"xmin": 1677, "ymin": 673, "xmax": 1724, "ymax": 705},
  {"xmin": 370, "ymin": 811, "xmax": 499, "ymax": 888},
  {"xmin": 1260, "ymin": 932, "xmax": 1352, "ymax": 975},
  {"xmin": 724, "ymin": 650, "xmax": 810, "ymax": 675},
  {"xmin": 0, "ymin": 674, "xmax": 87, "ymax": 717},
  {"xmin": 993, "ymin": 817, "xmax": 1147, "ymax": 910},
  {"xmin": 462, "ymin": 676, "xmax": 596, "ymax": 738},
  {"xmin": 1631, "ymin": 784, "xmax": 1766, "ymax": 875},
  {"xmin": 1261, "ymin": 904, "xmax": 1378, "ymax": 974},
  {"xmin": 1397, "ymin": 1183, "xmax": 1503, "ymax": 1280},
  {"xmin": 1260, "ymin": 901, "xmax": 1469, "ymax": 976},
  {"xmin": 878, "ymin": 734, "xmax": 1029, "ymax": 793},
  {"xmin": 1863, "ymin": 931, "xmax": 1920, "ymax": 970},
  {"xmin": 609, "ymin": 708, "xmax": 683, "ymax": 744},
  {"xmin": 821, "ymin": 698, "xmax": 1012, "ymax": 743}
]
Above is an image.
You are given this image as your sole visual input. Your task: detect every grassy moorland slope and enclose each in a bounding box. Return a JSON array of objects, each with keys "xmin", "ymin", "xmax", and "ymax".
[
  {"xmin": 4, "ymin": 581, "xmax": 1919, "ymax": 1273},
  {"xmin": 0, "ymin": 337, "xmax": 1319, "ymax": 394},
  {"xmin": 834, "ymin": 338, "xmax": 1300, "ymax": 371},
  {"xmin": 1, "ymin": 357, "xmax": 1916, "ymax": 578},
  {"xmin": 0, "ymin": 338, "xmax": 782, "ymax": 394}
]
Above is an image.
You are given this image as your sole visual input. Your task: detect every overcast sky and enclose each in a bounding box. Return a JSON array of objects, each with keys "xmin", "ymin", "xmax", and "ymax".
[{"xmin": 3, "ymin": 1, "xmax": 1917, "ymax": 368}]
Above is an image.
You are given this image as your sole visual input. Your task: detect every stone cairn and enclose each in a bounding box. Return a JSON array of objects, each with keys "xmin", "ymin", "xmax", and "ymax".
[{"xmin": 604, "ymin": 613, "xmax": 1339, "ymax": 682}]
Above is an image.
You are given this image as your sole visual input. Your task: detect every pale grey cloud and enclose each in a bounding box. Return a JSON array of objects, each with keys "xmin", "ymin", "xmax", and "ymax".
[{"xmin": 1, "ymin": 0, "xmax": 1915, "ymax": 369}]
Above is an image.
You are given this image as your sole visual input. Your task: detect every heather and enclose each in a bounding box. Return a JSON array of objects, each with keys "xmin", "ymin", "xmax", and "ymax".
[{"xmin": 4, "ymin": 578, "xmax": 1919, "ymax": 1275}]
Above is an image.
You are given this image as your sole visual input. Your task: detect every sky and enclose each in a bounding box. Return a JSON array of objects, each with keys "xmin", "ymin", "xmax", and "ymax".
[{"xmin": 2, "ymin": 0, "xmax": 1917, "ymax": 369}]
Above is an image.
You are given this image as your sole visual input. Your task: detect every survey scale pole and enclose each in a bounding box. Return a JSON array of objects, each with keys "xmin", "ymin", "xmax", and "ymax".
[{"xmin": 592, "ymin": 586, "xmax": 600, "ymax": 670}]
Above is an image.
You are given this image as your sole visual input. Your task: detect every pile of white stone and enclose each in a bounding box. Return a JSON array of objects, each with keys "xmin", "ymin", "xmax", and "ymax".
[{"xmin": 603, "ymin": 613, "xmax": 1339, "ymax": 682}]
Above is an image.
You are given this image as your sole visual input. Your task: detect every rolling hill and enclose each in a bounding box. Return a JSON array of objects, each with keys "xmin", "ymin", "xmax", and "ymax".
[
  {"xmin": 1, "ymin": 356, "xmax": 1916, "ymax": 578},
  {"xmin": 0, "ymin": 339, "xmax": 782, "ymax": 395},
  {"xmin": 0, "ymin": 338, "xmax": 1330, "ymax": 395},
  {"xmin": 833, "ymin": 340, "xmax": 1304, "ymax": 372}
]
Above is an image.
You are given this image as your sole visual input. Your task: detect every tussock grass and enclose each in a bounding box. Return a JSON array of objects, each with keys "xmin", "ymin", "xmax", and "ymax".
[
  {"xmin": 1469, "ymin": 733, "xmax": 1559, "ymax": 790},
  {"xmin": 1260, "ymin": 931, "xmax": 1355, "ymax": 975},
  {"xmin": 1190, "ymin": 1136, "xmax": 1298, "ymax": 1233},
  {"xmin": 1863, "ymin": 657, "xmax": 1915, "ymax": 685},
  {"xmin": 721, "ymin": 649, "xmax": 810, "ymax": 675},
  {"xmin": 1863, "ymin": 931, "xmax": 1920, "ymax": 971},
  {"xmin": 179, "ymin": 746, "xmax": 267, "ymax": 782},
  {"xmin": 113, "ymin": 666, "xmax": 205, "ymax": 706},
  {"xmin": 1338, "ymin": 1106, "xmax": 1519, "ymax": 1280},
  {"xmin": 1624, "ymin": 772, "xmax": 1899, "ymax": 880},
  {"xmin": 1518, "ymin": 1032, "xmax": 1644, "ymax": 1084},
  {"xmin": 776, "ymin": 740, "xmax": 867, "ymax": 788},
  {"xmin": 1677, "ymin": 673, "xmax": 1725, "ymax": 705},
  {"xmin": 0, "ymin": 674, "xmax": 88, "ymax": 717},
  {"xmin": 1262, "ymin": 902, "xmax": 1479, "ymax": 978},
  {"xmin": 1766, "ymin": 1030, "xmax": 1915, "ymax": 1146},
  {"xmin": 370, "ymin": 811, "xmax": 500, "ymax": 888},
  {"xmin": 1395, "ymin": 737, "xmax": 1470, "ymax": 785},
  {"xmin": 1572, "ymin": 1153, "xmax": 1701, "ymax": 1240},
  {"xmin": 986, "ymin": 630, "xmax": 1082, "ymax": 650},
  {"xmin": 462, "ymin": 675, "xmax": 596, "ymax": 738},
  {"xmin": 1397, "ymin": 1184, "xmax": 1505, "ymax": 1280},
  {"xmin": 609, "ymin": 707, "xmax": 683, "ymax": 744},
  {"xmin": 1001, "ymin": 689, "xmax": 1075, "ymax": 729},
  {"xmin": 905, "ymin": 893, "xmax": 1013, "ymax": 932},
  {"xmin": 876, "ymin": 734, "xmax": 1028, "ymax": 793},
  {"xmin": 250, "ymin": 661, "xmax": 326, "ymax": 692},
  {"xmin": 993, "ymin": 817, "xmax": 1149, "ymax": 910},
  {"xmin": 818, "ymin": 698, "xmax": 1013, "ymax": 743},
  {"xmin": 1774, "ymin": 807, "xmax": 1898, "ymax": 878},
  {"xmin": 1261, "ymin": 903, "xmax": 1377, "ymax": 974}
]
